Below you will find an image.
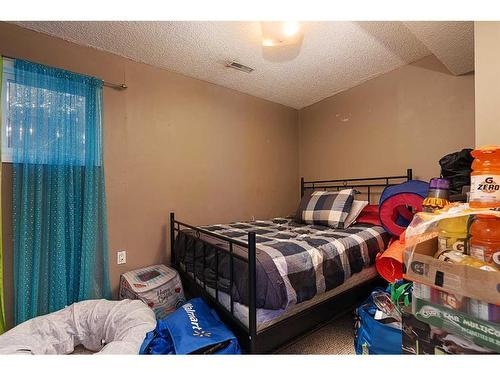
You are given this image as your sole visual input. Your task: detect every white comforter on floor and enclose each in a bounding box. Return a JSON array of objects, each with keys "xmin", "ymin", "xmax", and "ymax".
[{"xmin": 0, "ymin": 299, "xmax": 156, "ymax": 355}]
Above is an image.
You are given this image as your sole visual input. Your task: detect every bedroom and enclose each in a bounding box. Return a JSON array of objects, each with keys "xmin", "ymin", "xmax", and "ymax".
[{"xmin": 0, "ymin": 0, "xmax": 499, "ymax": 370}]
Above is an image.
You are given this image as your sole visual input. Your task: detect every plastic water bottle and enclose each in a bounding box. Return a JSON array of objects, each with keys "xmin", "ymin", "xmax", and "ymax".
[{"xmin": 422, "ymin": 178, "xmax": 450, "ymax": 213}]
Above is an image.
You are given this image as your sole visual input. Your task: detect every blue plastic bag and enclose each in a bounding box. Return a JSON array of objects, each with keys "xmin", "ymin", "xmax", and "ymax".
[
  {"xmin": 140, "ymin": 298, "xmax": 241, "ymax": 354},
  {"xmin": 354, "ymin": 288, "xmax": 402, "ymax": 355}
]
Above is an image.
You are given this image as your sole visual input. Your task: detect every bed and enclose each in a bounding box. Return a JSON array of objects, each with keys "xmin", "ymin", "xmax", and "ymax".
[{"xmin": 170, "ymin": 169, "xmax": 412, "ymax": 353}]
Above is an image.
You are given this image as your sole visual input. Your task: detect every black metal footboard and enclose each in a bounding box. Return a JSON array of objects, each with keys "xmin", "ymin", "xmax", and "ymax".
[{"xmin": 170, "ymin": 212, "xmax": 258, "ymax": 353}]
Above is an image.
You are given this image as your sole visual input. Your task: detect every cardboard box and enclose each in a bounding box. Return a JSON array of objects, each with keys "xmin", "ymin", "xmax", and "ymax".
[
  {"xmin": 404, "ymin": 237, "xmax": 500, "ymax": 304},
  {"xmin": 413, "ymin": 282, "xmax": 500, "ymax": 324},
  {"xmin": 119, "ymin": 264, "xmax": 186, "ymax": 319},
  {"xmin": 402, "ymin": 308, "xmax": 495, "ymax": 355},
  {"xmin": 412, "ymin": 297, "xmax": 500, "ymax": 352},
  {"xmin": 402, "ymin": 308, "xmax": 435, "ymax": 354}
]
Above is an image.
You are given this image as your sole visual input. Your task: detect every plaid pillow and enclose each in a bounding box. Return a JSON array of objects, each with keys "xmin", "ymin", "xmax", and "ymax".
[{"xmin": 295, "ymin": 189, "xmax": 355, "ymax": 229}]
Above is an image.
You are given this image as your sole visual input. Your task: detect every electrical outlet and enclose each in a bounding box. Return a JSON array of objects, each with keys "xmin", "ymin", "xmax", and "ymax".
[{"xmin": 117, "ymin": 250, "xmax": 126, "ymax": 265}]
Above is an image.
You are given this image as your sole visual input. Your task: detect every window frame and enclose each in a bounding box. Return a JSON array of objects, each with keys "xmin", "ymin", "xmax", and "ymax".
[{"xmin": 1, "ymin": 58, "xmax": 14, "ymax": 162}]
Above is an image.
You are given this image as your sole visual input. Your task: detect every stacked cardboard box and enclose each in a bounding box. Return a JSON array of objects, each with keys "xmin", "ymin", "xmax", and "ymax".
[
  {"xmin": 402, "ymin": 283, "xmax": 499, "ymax": 354},
  {"xmin": 402, "ymin": 212, "xmax": 500, "ymax": 355},
  {"xmin": 402, "ymin": 307, "xmax": 495, "ymax": 354}
]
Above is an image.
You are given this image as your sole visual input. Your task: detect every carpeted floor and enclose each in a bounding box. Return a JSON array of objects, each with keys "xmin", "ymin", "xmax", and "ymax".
[
  {"xmin": 71, "ymin": 312, "xmax": 357, "ymax": 355},
  {"xmin": 277, "ymin": 313, "xmax": 356, "ymax": 354}
]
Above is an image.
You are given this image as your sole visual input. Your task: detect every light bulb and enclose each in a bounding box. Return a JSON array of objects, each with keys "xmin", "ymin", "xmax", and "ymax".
[
  {"xmin": 282, "ymin": 22, "xmax": 300, "ymax": 37},
  {"xmin": 260, "ymin": 21, "xmax": 302, "ymax": 47}
]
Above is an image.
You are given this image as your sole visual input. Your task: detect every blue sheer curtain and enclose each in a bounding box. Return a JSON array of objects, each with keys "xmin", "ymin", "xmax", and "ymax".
[{"xmin": 10, "ymin": 59, "xmax": 111, "ymax": 324}]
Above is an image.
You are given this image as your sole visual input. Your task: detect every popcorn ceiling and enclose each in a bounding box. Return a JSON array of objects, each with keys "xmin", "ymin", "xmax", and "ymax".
[{"xmin": 13, "ymin": 21, "xmax": 473, "ymax": 109}]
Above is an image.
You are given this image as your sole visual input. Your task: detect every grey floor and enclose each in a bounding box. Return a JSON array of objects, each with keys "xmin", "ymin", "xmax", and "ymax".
[{"xmin": 277, "ymin": 313, "xmax": 356, "ymax": 355}]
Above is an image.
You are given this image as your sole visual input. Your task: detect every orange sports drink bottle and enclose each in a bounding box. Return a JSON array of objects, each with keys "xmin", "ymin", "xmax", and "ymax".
[
  {"xmin": 469, "ymin": 145, "xmax": 500, "ymax": 208},
  {"xmin": 469, "ymin": 215, "xmax": 500, "ymax": 268}
]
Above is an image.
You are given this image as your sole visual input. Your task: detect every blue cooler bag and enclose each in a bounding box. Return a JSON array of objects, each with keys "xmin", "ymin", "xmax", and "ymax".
[
  {"xmin": 140, "ymin": 298, "xmax": 241, "ymax": 354},
  {"xmin": 354, "ymin": 289, "xmax": 402, "ymax": 354}
]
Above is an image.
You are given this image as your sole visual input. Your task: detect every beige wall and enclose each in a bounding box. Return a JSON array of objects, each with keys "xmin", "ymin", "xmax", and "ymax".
[
  {"xmin": 298, "ymin": 55, "xmax": 475, "ymax": 183},
  {"xmin": 0, "ymin": 23, "xmax": 477, "ymax": 331},
  {"xmin": 474, "ymin": 21, "xmax": 500, "ymax": 146},
  {"xmin": 0, "ymin": 22, "xmax": 299, "ymax": 329}
]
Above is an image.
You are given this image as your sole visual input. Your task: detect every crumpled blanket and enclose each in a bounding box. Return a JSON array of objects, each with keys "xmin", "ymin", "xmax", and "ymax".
[{"xmin": 0, "ymin": 299, "xmax": 156, "ymax": 354}]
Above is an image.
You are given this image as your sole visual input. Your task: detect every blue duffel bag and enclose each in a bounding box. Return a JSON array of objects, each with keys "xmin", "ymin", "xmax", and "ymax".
[
  {"xmin": 140, "ymin": 298, "xmax": 241, "ymax": 355},
  {"xmin": 354, "ymin": 288, "xmax": 402, "ymax": 355}
]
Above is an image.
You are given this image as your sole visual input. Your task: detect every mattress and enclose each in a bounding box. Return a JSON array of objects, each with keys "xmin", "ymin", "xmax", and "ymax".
[
  {"xmin": 174, "ymin": 217, "xmax": 389, "ymax": 310},
  {"xmin": 199, "ymin": 265, "xmax": 379, "ymax": 331}
]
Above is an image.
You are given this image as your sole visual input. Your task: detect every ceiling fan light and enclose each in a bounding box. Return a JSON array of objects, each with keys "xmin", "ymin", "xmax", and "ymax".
[
  {"xmin": 260, "ymin": 21, "xmax": 303, "ymax": 47},
  {"xmin": 282, "ymin": 22, "xmax": 300, "ymax": 37}
]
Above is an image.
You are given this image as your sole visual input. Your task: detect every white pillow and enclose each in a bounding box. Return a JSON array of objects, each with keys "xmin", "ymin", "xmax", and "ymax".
[{"xmin": 344, "ymin": 200, "xmax": 369, "ymax": 228}]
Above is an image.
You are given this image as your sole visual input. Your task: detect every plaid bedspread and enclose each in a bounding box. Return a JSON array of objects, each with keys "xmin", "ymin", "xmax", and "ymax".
[{"xmin": 174, "ymin": 218, "xmax": 390, "ymax": 310}]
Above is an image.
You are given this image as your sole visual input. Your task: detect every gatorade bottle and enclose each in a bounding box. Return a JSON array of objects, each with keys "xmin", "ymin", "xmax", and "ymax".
[
  {"xmin": 435, "ymin": 216, "xmax": 468, "ymax": 258},
  {"xmin": 469, "ymin": 215, "xmax": 500, "ymax": 268},
  {"xmin": 470, "ymin": 145, "xmax": 500, "ymax": 208},
  {"xmin": 436, "ymin": 250, "xmax": 498, "ymax": 271}
]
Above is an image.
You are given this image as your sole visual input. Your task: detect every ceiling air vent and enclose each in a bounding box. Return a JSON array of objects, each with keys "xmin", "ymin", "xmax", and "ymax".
[{"xmin": 226, "ymin": 61, "xmax": 254, "ymax": 73}]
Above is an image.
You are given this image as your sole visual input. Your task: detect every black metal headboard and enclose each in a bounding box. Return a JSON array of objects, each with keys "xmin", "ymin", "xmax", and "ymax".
[{"xmin": 300, "ymin": 169, "xmax": 413, "ymax": 204}]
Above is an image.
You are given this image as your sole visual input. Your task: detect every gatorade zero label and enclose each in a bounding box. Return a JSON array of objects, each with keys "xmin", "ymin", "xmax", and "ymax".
[{"xmin": 471, "ymin": 175, "xmax": 500, "ymax": 202}]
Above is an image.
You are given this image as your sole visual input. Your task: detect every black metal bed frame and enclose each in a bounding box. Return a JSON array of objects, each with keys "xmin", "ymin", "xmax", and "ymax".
[{"xmin": 170, "ymin": 169, "xmax": 412, "ymax": 353}]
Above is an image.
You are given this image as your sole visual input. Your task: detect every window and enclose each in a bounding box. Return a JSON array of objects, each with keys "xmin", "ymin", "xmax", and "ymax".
[
  {"xmin": 1, "ymin": 58, "xmax": 89, "ymax": 164},
  {"xmin": 1, "ymin": 58, "xmax": 14, "ymax": 162}
]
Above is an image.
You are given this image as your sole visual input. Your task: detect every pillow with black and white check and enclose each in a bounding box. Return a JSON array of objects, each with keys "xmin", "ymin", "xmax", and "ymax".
[{"xmin": 295, "ymin": 189, "xmax": 355, "ymax": 229}]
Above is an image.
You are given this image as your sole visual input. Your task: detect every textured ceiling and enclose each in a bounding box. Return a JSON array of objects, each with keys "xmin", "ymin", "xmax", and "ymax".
[
  {"xmin": 12, "ymin": 21, "xmax": 473, "ymax": 109},
  {"xmin": 404, "ymin": 21, "xmax": 474, "ymax": 75}
]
